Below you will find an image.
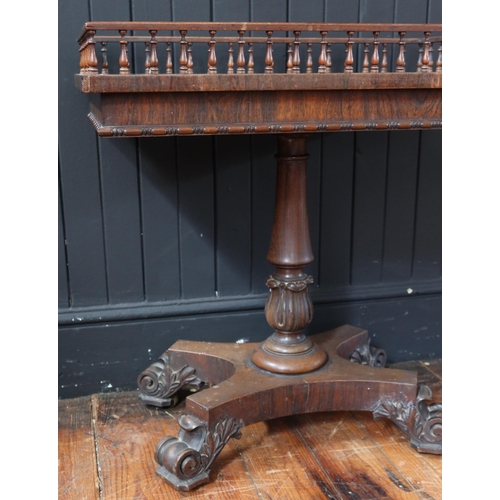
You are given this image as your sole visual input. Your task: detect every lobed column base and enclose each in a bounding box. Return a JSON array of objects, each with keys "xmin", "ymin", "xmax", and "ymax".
[{"xmin": 250, "ymin": 333, "xmax": 328, "ymax": 374}]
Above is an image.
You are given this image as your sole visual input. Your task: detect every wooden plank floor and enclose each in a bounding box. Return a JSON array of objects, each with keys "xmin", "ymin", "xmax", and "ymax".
[{"xmin": 59, "ymin": 360, "xmax": 442, "ymax": 500}]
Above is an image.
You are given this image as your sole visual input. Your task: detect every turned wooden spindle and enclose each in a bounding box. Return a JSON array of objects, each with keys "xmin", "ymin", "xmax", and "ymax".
[
  {"xmin": 250, "ymin": 135, "xmax": 327, "ymax": 374},
  {"xmin": 166, "ymin": 42, "xmax": 173, "ymax": 74},
  {"xmin": 286, "ymin": 43, "xmax": 293, "ymax": 73},
  {"xmin": 227, "ymin": 42, "xmax": 234, "ymax": 74},
  {"xmin": 86, "ymin": 30, "xmax": 98, "ymax": 74},
  {"xmin": 145, "ymin": 42, "xmax": 151, "ymax": 74},
  {"xmin": 248, "ymin": 42, "xmax": 254, "ymax": 74},
  {"xmin": 149, "ymin": 30, "xmax": 159, "ymax": 74},
  {"xmin": 381, "ymin": 43, "xmax": 388, "ymax": 72},
  {"xmin": 318, "ymin": 31, "xmax": 327, "ymax": 73},
  {"xmin": 237, "ymin": 30, "xmax": 246, "ymax": 74},
  {"xmin": 208, "ymin": 30, "xmax": 217, "ymax": 74},
  {"xmin": 421, "ymin": 32, "xmax": 431, "ymax": 72},
  {"xmin": 187, "ymin": 42, "xmax": 194, "ymax": 74},
  {"xmin": 292, "ymin": 31, "xmax": 301, "ymax": 73},
  {"xmin": 429, "ymin": 43, "xmax": 434, "ymax": 69},
  {"xmin": 417, "ymin": 43, "xmax": 423, "ymax": 72},
  {"xmin": 81, "ymin": 37, "xmax": 92, "ymax": 74},
  {"xmin": 306, "ymin": 43, "xmax": 313, "ymax": 73},
  {"xmin": 79, "ymin": 39, "xmax": 87, "ymax": 73},
  {"xmin": 436, "ymin": 43, "xmax": 442, "ymax": 73},
  {"xmin": 179, "ymin": 30, "xmax": 188, "ymax": 74},
  {"xmin": 344, "ymin": 31, "xmax": 354, "ymax": 73},
  {"xmin": 119, "ymin": 30, "xmax": 130, "ymax": 74},
  {"xmin": 362, "ymin": 43, "xmax": 370, "ymax": 73},
  {"xmin": 265, "ymin": 31, "xmax": 274, "ymax": 74},
  {"xmin": 326, "ymin": 43, "xmax": 332, "ymax": 73},
  {"xmin": 370, "ymin": 31, "xmax": 380, "ymax": 72},
  {"xmin": 396, "ymin": 31, "xmax": 406, "ymax": 73},
  {"xmin": 100, "ymin": 42, "xmax": 108, "ymax": 74},
  {"xmin": 81, "ymin": 35, "xmax": 91, "ymax": 73}
]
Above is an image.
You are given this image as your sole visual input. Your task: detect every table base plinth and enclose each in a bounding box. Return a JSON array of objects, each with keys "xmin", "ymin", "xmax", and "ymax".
[{"xmin": 138, "ymin": 325, "xmax": 442, "ymax": 491}]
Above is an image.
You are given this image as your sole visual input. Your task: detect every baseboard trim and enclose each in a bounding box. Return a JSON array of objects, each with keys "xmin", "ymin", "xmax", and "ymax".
[{"xmin": 58, "ymin": 278, "xmax": 441, "ymax": 326}]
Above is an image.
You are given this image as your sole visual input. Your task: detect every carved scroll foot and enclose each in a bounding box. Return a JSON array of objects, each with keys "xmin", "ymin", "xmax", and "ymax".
[
  {"xmin": 373, "ymin": 385, "xmax": 442, "ymax": 454},
  {"xmin": 350, "ymin": 338, "xmax": 387, "ymax": 367},
  {"xmin": 154, "ymin": 414, "xmax": 244, "ymax": 491},
  {"xmin": 137, "ymin": 353, "xmax": 203, "ymax": 407}
]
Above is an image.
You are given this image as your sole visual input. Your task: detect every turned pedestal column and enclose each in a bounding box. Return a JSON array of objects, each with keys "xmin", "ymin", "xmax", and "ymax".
[{"xmin": 251, "ymin": 134, "xmax": 327, "ymax": 373}]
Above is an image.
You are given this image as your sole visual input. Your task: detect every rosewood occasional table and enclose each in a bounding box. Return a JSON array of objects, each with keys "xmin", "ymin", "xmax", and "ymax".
[{"xmin": 75, "ymin": 21, "xmax": 442, "ymax": 491}]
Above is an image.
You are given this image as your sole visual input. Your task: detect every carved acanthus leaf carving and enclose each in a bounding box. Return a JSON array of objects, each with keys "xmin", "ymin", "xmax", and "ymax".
[
  {"xmin": 266, "ymin": 275, "xmax": 313, "ymax": 292},
  {"xmin": 373, "ymin": 385, "xmax": 442, "ymax": 454},
  {"xmin": 199, "ymin": 417, "xmax": 244, "ymax": 471},
  {"xmin": 137, "ymin": 354, "xmax": 203, "ymax": 407},
  {"xmin": 265, "ymin": 274, "xmax": 314, "ymax": 333},
  {"xmin": 155, "ymin": 414, "xmax": 244, "ymax": 490},
  {"xmin": 350, "ymin": 339, "xmax": 387, "ymax": 367}
]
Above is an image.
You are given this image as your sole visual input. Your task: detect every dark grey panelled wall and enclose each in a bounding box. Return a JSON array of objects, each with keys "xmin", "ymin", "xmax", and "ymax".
[{"xmin": 58, "ymin": 0, "xmax": 442, "ymax": 398}]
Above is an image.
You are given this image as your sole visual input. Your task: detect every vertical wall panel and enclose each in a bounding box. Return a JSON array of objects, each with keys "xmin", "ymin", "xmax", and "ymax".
[
  {"xmin": 58, "ymin": 170, "xmax": 69, "ymax": 308},
  {"xmin": 394, "ymin": 0, "xmax": 428, "ymax": 22},
  {"xmin": 324, "ymin": 0, "xmax": 359, "ymax": 21},
  {"xmin": 137, "ymin": 138, "xmax": 181, "ymax": 302},
  {"xmin": 214, "ymin": 136, "xmax": 252, "ymax": 297},
  {"xmin": 412, "ymin": 131, "xmax": 442, "ymax": 280},
  {"xmin": 351, "ymin": 132, "xmax": 389, "ymax": 285},
  {"xmin": 177, "ymin": 137, "xmax": 216, "ymax": 299},
  {"xmin": 58, "ymin": 0, "xmax": 108, "ymax": 307},
  {"xmin": 250, "ymin": 135, "xmax": 278, "ymax": 294},
  {"xmin": 359, "ymin": 0, "xmax": 396, "ymax": 22},
  {"xmin": 172, "ymin": 0, "xmax": 212, "ymax": 19},
  {"xmin": 289, "ymin": 0, "xmax": 324, "ymax": 21},
  {"xmin": 251, "ymin": 0, "xmax": 288, "ymax": 20},
  {"xmin": 428, "ymin": 0, "xmax": 442, "ymax": 23},
  {"xmin": 319, "ymin": 133, "xmax": 355, "ymax": 289},
  {"xmin": 213, "ymin": 0, "xmax": 250, "ymax": 21},
  {"xmin": 98, "ymin": 139, "xmax": 145, "ymax": 304},
  {"xmin": 132, "ymin": 0, "xmax": 172, "ymax": 20},
  {"xmin": 381, "ymin": 132, "xmax": 420, "ymax": 282}
]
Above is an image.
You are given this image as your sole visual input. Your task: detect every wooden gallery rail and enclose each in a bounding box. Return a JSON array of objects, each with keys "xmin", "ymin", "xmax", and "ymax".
[{"xmin": 75, "ymin": 22, "xmax": 442, "ymax": 491}]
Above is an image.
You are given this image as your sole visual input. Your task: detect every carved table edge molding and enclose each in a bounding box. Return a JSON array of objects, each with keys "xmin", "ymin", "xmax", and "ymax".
[{"xmin": 87, "ymin": 113, "xmax": 442, "ymax": 138}]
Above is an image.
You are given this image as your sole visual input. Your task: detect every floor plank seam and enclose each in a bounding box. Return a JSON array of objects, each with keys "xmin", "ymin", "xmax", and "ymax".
[
  {"xmin": 290, "ymin": 416, "xmax": 344, "ymax": 499},
  {"xmin": 233, "ymin": 436, "xmax": 267, "ymax": 500},
  {"xmin": 91, "ymin": 394, "xmax": 104, "ymax": 500}
]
